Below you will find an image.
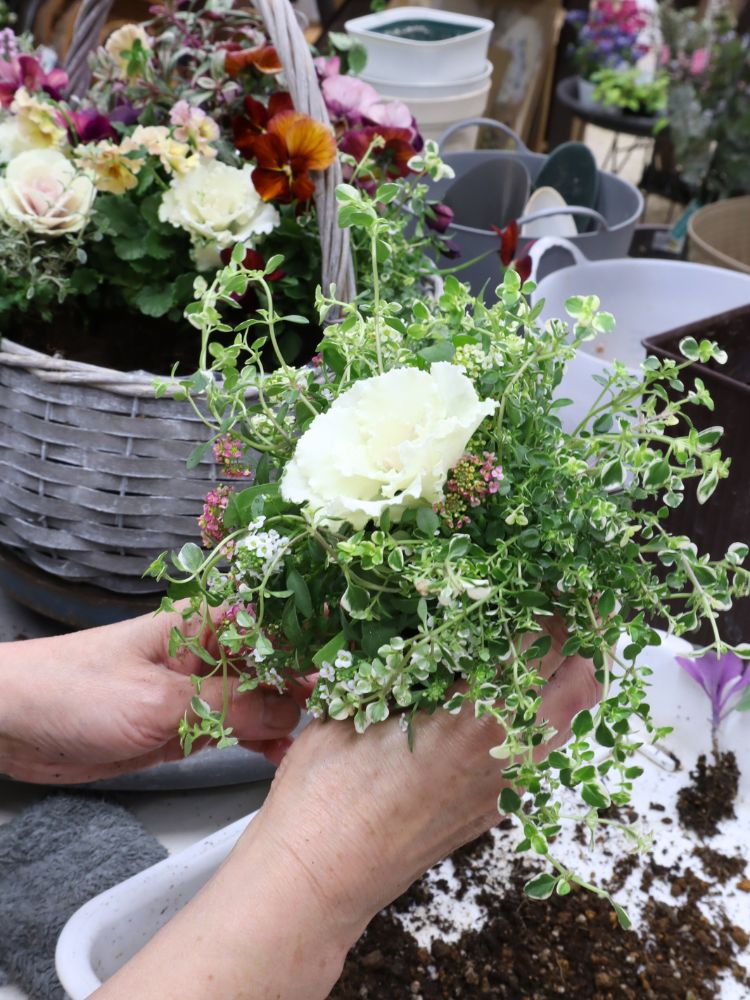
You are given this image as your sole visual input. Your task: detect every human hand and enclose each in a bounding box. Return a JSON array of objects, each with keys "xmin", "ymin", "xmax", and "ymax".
[
  {"xmin": 243, "ymin": 623, "xmax": 599, "ymax": 952},
  {"xmin": 0, "ymin": 608, "xmax": 300, "ymax": 784}
]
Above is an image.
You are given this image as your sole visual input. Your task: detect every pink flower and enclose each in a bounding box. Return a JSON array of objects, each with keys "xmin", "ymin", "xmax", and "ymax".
[
  {"xmin": 213, "ymin": 435, "xmax": 253, "ymax": 479},
  {"xmin": 659, "ymin": 44, "xmax": 671, "ymax": 66},
  {"xmin": 689, "ymin": 48, "xmax": 709, "ymax": 76},
  {"xmin": 314, "ymin": 54, "xmax": 341, "ymax": 79},
  {"xmin": 169, "ymin": 99, "xmax": 219, "ymax": 153},
  {"xmin": 198, "ymin": 484, "xmax": 234, "ymax": 548},
  {"xmin": 366, "ymin": 98, "xmax": 414, "ymax": 131},
  {"xmin": 0, "ymin": 55, "xmax": 67, "ymax": 108},
  {"xmin": 322, "ymin": 74, "xmax": 380, "ymax": 122}
]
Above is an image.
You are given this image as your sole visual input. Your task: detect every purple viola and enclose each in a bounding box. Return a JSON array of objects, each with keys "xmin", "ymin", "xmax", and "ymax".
[{"xmin": 676, "ymin": 650, "xmax": 750, "ymax": 730}]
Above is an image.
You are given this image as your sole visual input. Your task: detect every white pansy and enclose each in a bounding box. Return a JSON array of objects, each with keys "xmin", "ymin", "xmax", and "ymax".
[
  {"xmin": 105, "ymin": 23, "xmax": 152, "ymax": 76},
  {"xmin": 0, "ymin": 148, "xmax": 95, "ymax": 235},
  {"xmin": 281, "ymin": 362, "xmax": 497, "ymax": 529},
  {"xmin": 158, "ymin": 159, "xmax": 279, "ymax": 263}
]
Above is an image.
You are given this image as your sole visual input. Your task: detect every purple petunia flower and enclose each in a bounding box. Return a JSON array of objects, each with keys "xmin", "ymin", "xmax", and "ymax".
[{"xmin": 676, "ymin": 651, "xmax": 750, "ymax": 729}]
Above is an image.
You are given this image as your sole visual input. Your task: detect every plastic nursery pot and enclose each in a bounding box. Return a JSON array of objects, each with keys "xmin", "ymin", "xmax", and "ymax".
[
  {"xmin": 344, "ymin": 5, "xmax": 493, "ymax": 85},
  {"xmin": 643, "ymin": 303, "xmax": 750, "ymax": 646},
  {"xmin": 688, "ymin": 196, "xmax": 750, "ymax": 276},
  {"xmin": 426, "ymin": 119, "xmax": 643, "ymax": 303}
]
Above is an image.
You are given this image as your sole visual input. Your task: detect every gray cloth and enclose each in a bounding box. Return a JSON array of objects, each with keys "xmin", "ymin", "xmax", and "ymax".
[{"xmin": 0, "ymin": 793, "xmax": 168, "ymax": 999}]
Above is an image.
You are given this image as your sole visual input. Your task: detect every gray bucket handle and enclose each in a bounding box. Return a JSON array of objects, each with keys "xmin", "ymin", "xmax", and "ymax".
[
  {"xmin": 437, "ymin": 118, "xmax": 529, "ymax": 153},
  {"xmin": 517, "ymin": 205, "xmax": 610, "ymax": 232}
]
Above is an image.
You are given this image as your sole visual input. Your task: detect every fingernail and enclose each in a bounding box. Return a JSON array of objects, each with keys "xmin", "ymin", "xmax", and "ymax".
[{"xmin": 262, "ymin": 692, "xmax": 300, "ymax": 732}]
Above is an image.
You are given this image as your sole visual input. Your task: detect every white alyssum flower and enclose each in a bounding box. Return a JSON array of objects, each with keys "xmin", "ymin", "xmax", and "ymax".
[
  {"xmin": 158, "ymin": 159, "xmax": 279, "ymax": 264},
  {"xmin": 0, "ymin": 148, "xmax": 95, "ymax": 235},
  {"xmin": 234, "ymin": 516, "xmax": 287, "ymax": 580},
  {"xmin": 281, "ymin": 362, "xmax": 497, "ymax": 529}
]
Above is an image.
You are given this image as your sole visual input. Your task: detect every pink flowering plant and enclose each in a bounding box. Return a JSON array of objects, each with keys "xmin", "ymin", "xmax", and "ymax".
[
  {"xmin": 567, "ymin": 0, "xmax": 650, "ymax": 81},
  {"xmin": 149, "ymin": 177, "xmax": 750, "ymax": 916},
  {"xmin": 0, "ymin": 1, "xmax": 447, "ymax": 368}
]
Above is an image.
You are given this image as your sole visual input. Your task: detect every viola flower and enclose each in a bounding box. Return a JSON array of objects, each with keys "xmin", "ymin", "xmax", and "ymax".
[
  {"xmin": 250, "ymin": 110, "xmax": 336, "ymax": 204},
  {"xmin": 69, "ymin": 108, "xmax": 115, "ymax": 144},
  {"xmin": 492, "ymin": 220, "xmax": 532, "ymax": 282},
  {"xmin": 225, "ymin": 43, "xmax": 282, "ymax": 78},
  {"xmin": 339, "ymin": 125, "xmax": 417, "ymax": 192},
  {"xmin": 125, "ymin": 124, "xmax": 197, "ymax": 175},
  {"xmin": 232, "ymin": 91, "xmax": 294, "ymax": 159},
  {"xmin": 169, "ymin": 99, "xmax": 219, "ymax": 157},
  {"xmin": 426, "ymin": 201, "xmax": 453, "ymax": 234},
  {"xmin": 213, "ymin": 434, "xmax": 253, "ymax": 479},
  {"xmin": 199, "ymin": 483, "xmax": 234, "ymax": 548},
  {"xmin": 677, "ymin": 651, "xmax": 750, "ymax": 731},
  {"xmin": 75, "ymin": 139, "xmax": 145, "ymax": 194},
  {"xmin": 11, "ymin": 87, "xmax": 67, "ymax": 149},
  {"xmin": 0, "ymin": 55, "xmax": 67, "ymax": 108}
]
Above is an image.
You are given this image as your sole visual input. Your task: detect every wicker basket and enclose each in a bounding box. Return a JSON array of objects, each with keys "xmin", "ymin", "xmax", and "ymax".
[
  {"xmin": 688, "ymin": 196, "xmax": 750, "ymax": 276},
  {"xmin": 0, "ymin": 0, "xmax": 354, "ymax": 595}
]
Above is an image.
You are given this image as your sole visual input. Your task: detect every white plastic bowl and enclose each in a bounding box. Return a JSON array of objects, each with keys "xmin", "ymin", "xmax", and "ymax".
[
  {"xmin": 360, "ymin": 59, "xmax": 492, "ymax": 101},
  {"xmin": 345, "ymin": 6, "xmax": 493, "ymax": 85},
  {"xmin": 533, "ymin": 258, "xmax": 750, "ymax": 432}
]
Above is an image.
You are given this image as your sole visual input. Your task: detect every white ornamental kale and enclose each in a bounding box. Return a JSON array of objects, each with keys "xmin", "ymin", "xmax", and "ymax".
[{"xmin": 281, "ymin": 362, "xmax": 497, "ymax": 529}]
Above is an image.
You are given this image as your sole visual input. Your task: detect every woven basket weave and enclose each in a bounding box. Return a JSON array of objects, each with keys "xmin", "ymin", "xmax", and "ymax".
[{"xmin": 0, "ymin": 0, "xmax": 354, "ymax": 594}]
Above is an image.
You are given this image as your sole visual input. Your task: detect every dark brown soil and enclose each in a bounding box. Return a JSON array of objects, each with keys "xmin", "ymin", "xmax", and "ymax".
[
  {"xmin": 330, "ymin": 750, "xmax": 747, "ymax": 1000},
  {"xmin": 330, "ymin": 855, "xmax": 749, "ymax": 1000},
  {"xmin": 16, "ymin": 311, "xmax": 201, "ymax": 376},
  {"xmin": 677, "ymin": 751, "xmax": 739, "ymax": 837}
]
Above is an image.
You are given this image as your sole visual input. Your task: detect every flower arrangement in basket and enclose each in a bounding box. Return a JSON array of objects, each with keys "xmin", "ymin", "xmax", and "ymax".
[
  {"xmin": 0, "ymin": 0, "xmax": 449, "ymax": 373},
  {"xmin": 151, "ymin": 170, "xmax": 750, "ymax": 915}
]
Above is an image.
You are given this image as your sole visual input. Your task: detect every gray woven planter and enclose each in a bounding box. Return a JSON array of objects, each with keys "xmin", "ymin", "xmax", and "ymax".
[
  {"xmin": 0, "ymin": 340, "xmax": 235, "ymax": 594},
  {"xmin": 0, "ymin": 0, "xmax": 354, "ymax": 598}
]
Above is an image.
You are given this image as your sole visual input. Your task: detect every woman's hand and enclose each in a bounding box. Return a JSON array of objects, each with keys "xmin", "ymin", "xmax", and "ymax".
[
  {"xmin": 95, "ymin": 622, "xmax": 598, "ymax": 1000},
  {"xmin": 0, "ymin": 609, "xmax": 300, "ymax": 784}
]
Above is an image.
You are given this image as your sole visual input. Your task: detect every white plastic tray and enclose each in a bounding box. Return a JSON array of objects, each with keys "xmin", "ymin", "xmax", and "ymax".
[{"xmin": 56, "ymin": 635, "xmax": 750, "ymax": 999}]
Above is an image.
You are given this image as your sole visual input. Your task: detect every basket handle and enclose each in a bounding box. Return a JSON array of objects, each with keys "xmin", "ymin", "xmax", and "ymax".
[
  {"xmin": 517, "ymin": 206, "xmax": 610, "ymax": 232},
  {"xmin": 437, "ymin": 118, "xmax": 529, "ymax": 153},
  {"xmin": 64, "ymin": 0, "xmax": 355, "ymax": 304}
]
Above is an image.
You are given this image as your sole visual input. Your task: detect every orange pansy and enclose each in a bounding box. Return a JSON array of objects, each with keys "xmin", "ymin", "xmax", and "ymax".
[
  {"xmin": 251, "ymin": 111, "xmax": 337, "ymax": 204},
  {"xmin": 225, "ymin": 44, "xmax": 283, "ymax": 79}
]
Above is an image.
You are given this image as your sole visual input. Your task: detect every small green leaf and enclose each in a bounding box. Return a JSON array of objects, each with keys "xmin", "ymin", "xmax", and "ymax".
[
  {"xmin": 571, "ymin": 709, "xmax": 594, "ymax": 738},
  {"xmin": 416, "ymin": 506, "xmax": 440, "ymax": 535},
  {"xmin": 499, "ymin": 787, "xmax": 522, "ymax": 813},
  {"xmin": 287, "ymin": 568, "xmax": 313, "ymax": 618},
  {"xmin": 524, "ymin": 873, "xmax": 558, "ymax": 900},
  {"xmin": 613, "ymin": 902, "xmax": 632, "ymax": 929}
]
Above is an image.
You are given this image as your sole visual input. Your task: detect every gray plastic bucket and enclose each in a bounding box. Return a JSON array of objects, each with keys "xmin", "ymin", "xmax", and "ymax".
[{"xmin": 429, "ymin": 119, "xmax": 644, "ymax": 301}]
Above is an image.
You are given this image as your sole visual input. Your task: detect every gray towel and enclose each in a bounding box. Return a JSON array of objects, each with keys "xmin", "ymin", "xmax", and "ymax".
[{"xmin": 0, "ymin": 793, "xmax": 168, "ymax": 999}]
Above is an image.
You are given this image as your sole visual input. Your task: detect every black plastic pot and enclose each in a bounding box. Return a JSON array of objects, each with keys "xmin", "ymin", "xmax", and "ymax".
[{"xmin": 643, "ymin": 303, "xmax": 750, "ymax": 645}]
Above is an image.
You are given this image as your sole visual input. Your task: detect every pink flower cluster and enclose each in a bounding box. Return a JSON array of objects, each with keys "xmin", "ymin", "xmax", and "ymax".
[
  {"xmin": 198, "ymin": 483, "xmax": 234, "ymax": 547},
  {"xmin": 213, "ymin": 434, "xmax": 253, "ymax": 479},
  {"xmin": 436, "ymin": 452, "xmax": 504, "ymax": 530},
  {"xmin": 660, "ymin": 45, "xmax": 710, "ymax": 77}
]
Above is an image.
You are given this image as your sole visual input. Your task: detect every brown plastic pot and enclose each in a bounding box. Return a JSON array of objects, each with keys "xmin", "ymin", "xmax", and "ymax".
[{"xmin": 643, "ymin": 303, "xmax": 750, "ymax": 645}]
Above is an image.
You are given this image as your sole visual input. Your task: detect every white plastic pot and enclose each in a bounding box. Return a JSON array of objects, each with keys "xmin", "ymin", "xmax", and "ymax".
[
  {"xmin": 532, "ymin": 256, "xmax": 750, "ymax": 432},
  {"xmin": 392, "ymin": 79, "xmax": 492, "ymax": 151},
  {"xmin": 361, "ymin": 59, "xmax": 492, "ymax": 101},
  {"xmin": 56, "ymin": 814, "xmax": 255, "ymax": 999},
  {"xmin": 345, "ymin": 6, "xmax": 493, "ymax": 86}
]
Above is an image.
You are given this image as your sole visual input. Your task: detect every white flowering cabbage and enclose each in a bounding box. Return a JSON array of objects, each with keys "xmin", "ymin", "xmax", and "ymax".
[
  {"xmin": 281, "ymin": 362, "xmax": 497, "ymax": 529},
  {"xmin": 0, "ymin": 148, "xmax": 96, "ymax": 235},
  {"xmin": 158, "ymin": 159, "xmax": 279, "ymax": 265}
]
